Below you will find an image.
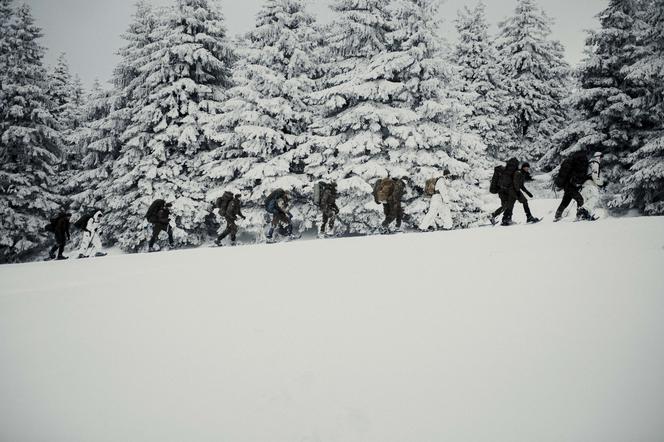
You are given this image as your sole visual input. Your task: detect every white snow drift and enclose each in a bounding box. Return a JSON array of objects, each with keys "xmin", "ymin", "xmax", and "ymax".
[{"xmin": 1, "ymin": 208, "xmax": 664, "ymax": 442}]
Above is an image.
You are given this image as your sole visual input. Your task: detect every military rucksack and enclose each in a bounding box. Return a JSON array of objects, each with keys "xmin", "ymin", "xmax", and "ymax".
[
  {"xmin": 44, "ymin": 217, "xmax": 58, "ymax": 233},
  {"xmin": 489, "ymin": 166, "xmax": 503, "ymax": 194},
  {"xmin": 555, "ymin": 152, "xmax": 588, "ymax": 189},
  {"xmin": 146, "ymin": 199, "xmax": 165, "ymax": 223},
  {"xmin": 313, "ymin": 181, "xmax": 329, "ymax": 206},
  {"xmin": 216, "ymin": 192, "xmax": 234, "ymax": 216},
  {"xmin": 265, "ymin": 189, "xmax": 286, "ymax": 214},
  {"xmin": 498, "ymin": 166, "xmax": 515, "ymax": 192},
  {"xmin": 74, "ymin": 213, "xmax": 95, "ymax": 231},
  {"xmin": 425, "ymin": 178, "xmax": 439, "ymax": 196},
  {"xmin": 373, "ymin": 178, "xmax": 395, "ymax": 203}
]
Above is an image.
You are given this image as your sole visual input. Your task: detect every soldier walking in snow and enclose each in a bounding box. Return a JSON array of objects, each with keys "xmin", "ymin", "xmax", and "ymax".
[
  {"xmin": 146, "ymin": 200, "xmax": 174, "ymax": 251},
  {"xmin": 374, "ymin": 177, "xmax": 406, "ymax": 232},
  {"xmin": 580, "ymin": 152, "xmax": 604, "ymax": 219},
  {"xmin": 420, "ymin": 170, "xmax": 453, "ymax": 231},
  {"xmin": 47, "ymin": 212, "xmax": 72, "ymax": 260},
  {"xmin": 489, "ymin": 158, "xmax": 519, "ymax": 226},
  {"xmin": 513, "ymin": 163, "xmax": 541, "ymax": 224},
  {"xmin": 553, "ymin": 151, "xmax": 594, "ymax": 222},
  {"xmin": 76, "ymin": 210, "xmax": 106, "ymax": 258},
  {"xmin": 265, "ymin": 189, "xmax": 293, "ymax": 239},
  {"xmin": 318, "ymin": 182, "xmax": 339, "ymax": 236},
  {"xmin": 215, "ymin": 193, "xmax": 245, "ymax": 246}
]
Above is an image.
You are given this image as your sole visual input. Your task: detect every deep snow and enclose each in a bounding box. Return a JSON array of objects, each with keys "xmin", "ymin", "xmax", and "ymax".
[{"xmin": 1, "ymin": 200, "xmax": 664, "ymax": 442}]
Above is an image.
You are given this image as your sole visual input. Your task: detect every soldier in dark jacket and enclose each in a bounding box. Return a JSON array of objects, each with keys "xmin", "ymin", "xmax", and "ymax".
[
  {"xmin": 48, "ymin": 212, "xmax": 72, "ymax": 260},
  {"xmin": 216, "ymin": 194, "xmax": 246, "ymax": 246},
  {"xmin": 513, "ymin": 163, "xmax": 540, "ymax": 223},
  {"xmin": 267, "ymin": 191, "xmax": 293, "ymax": 239},
  {"xmin": 320, "ymin": 182, "xmax": 339, "ymax": 235},
  {"xmin": 490, "ymin": 158, "xmax": 519, "ymax": 226},
  {"xmin": 383, "ymin": 177, "xmax": 406, "ymax": 231},
  {"xmin": 554, "ymin": 152, "xmax": 592, "ymax": 221},
  {"xmin": 149, "ymin": 202, "xmax": 174, "ymax": 251}
]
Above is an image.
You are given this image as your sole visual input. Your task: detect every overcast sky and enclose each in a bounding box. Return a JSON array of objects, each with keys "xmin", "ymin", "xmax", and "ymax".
[{"xmin": 26, "ymin": 0, "xmax": 606, "ymax": 88}]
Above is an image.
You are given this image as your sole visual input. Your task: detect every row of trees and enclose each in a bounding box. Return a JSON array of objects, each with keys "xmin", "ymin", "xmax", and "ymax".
[{"xmin": 1, "ymin": 0, "xmax": 662, "ymax": 263}]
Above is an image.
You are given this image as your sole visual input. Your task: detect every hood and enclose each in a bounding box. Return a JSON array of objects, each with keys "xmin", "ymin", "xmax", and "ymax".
[{"xmin": 506, "ymin": 158, "xmax": 519, "ymax": 172}]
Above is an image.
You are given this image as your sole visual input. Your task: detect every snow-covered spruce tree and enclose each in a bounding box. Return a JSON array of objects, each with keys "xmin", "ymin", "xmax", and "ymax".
[
  {"xmin": 104, "ymin": 0, "xmax": 235, "ymax": 251},
  {"xmin": 0, "ymin": 0, "xmax": 14, "ymax": 116},
  {"xmin": 540, "ymin": 0, "xmax": 648, "ymax": 178},
  {"xmin": 454, "ymin": 1, "xmax": 512, "ymax": 160},
  {"xmin": 496, "ymin": 0, "xmax": 571, "ymax": 163},
  {"xmin": 0, "ymin": 4, "xmax": 62, "ymax": 263},
  {"xmin": 200, "ymin": 0, "xmax": 320, "ymax": 238},
  {"xmin": 46, "ymin": 53, "xmax": 84, "ymax": 167},
  {"xmin": 387, "ymin": 0, "xmax": 486, "ymax": 229},
  {"xmin": 302, "ymin": 0, "xmax": 421, "ymax": 234},
  {"xmin": 64, "ymin": 80, "xmax": 116, "ymax": 209},
  {"xmin": 67, "ymin": 1, "xmax": 159, "ymax": 216},
  {"xmin": 613, "ymin": 0, "xmax": 664, "ymax": 214}
]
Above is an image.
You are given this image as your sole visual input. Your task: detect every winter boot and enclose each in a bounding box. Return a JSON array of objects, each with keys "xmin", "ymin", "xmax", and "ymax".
[
  {"xmin": 78, "ymin": 253, "xmax": 88, "ymax": 259},
  {"xmin": 576, "ymin": 207, "xmax": 592, "ymax": 221},
  {"xmin": 94, "ymin": 252, "xmax": 107, "ymax": 257},
  {"xmin": 527, "ymin": 216, "xmax": 541, "ymax": 224},
  {"xmin": 489, "ymin": 214, "xmax": 497, "ymax": 226},
  {"xmin": 56, "ymin": 255, "xmax": 69, "ymax": 261},
  {"xmin": 501, "ymin": 219, "xmax": 514, "ymax": 226}
]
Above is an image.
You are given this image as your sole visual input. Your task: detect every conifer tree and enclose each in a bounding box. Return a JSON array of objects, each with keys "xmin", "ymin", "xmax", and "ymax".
[
  {"xmin": 540, "ymin": 0, "xmax": 648, "ymax": 178},
  {"xmin": 389, "ymin": 0, "xmax": 486, "ymax": 229},
  {"xmin": 305, "ymin": 0, "xmax": 420, "ymax": 233},
  {"xmin": 613, "ymin": 0, "xmax": 664, "ymax": 214},
  {"xmin": 104, "ymin": 0, "xmax": 235, "ymax": 251},
  {"xmin": 0, "ymin": 4, "xmax": 62, "ymax": 262},
  {"xmin": 454, "ymin": 1, "xmax": 512, "ymax": 160},
  {"xmin": 497, "ymin": 0, "xmax": 571, "ymax": 162},
  {"xmin": 200, "ymin": 0, "xmax": 320, "ymax": 237}
]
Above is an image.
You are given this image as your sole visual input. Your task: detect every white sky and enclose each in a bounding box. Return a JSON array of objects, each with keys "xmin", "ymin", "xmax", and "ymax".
[{"xmin": 25, "ymin": 0, "xmax": 607, "ymax": 89}]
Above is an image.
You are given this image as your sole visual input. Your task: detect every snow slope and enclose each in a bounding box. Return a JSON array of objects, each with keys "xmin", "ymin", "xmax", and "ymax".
[{"xmin": 1, "ymin": 202, "xmax": 664, "ymax": 442}]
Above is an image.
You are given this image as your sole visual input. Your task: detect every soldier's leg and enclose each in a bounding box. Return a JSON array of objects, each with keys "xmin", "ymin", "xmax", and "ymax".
[
  {"xmin": 395, "ymin": 203, "xmax": 403, "ymax": 228},
  {"xmin": 78, "ymin": 231, "xmax": 92, "ymax": 257},
  {"xmin": 166, "ymin": 224, "xmax": 174, "ymax": 245},
  {"xmin": 555, "ymin": 188, "xmax": 574, "ymax": 219},
  {"xmin": 321, "ymin": 212, "xmax": 329, "ymax": 233},
  {"xmin": 149, "ymin": 224, "xmax": 161, "ymax": 248},
  {"xmin": 229, "ymin": 221, "xmax": 238, "ymax": 242},
  {"xmin": 518, "ymin": 194, "xmax": 533, "ymax": 219}
]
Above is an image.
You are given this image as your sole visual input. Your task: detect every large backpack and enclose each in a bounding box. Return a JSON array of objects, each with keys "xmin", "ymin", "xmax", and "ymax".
[
  {"xmin": 489, "ymin": 166, "xmax": 503, "ymax": 194},
  {"xmin": 265, "ymin": 189, "xmax": 286, "ymax": 214},
  {"xmin": 216, "ymin": 192, "xmax": 234, "ymax": 216},
  {"xmin": 146, "ymin": 199, "xmax": 165, "ymax": 223},
  {"xmin": 425, "ymin": 178, "xmax": 439, "ymax": 196},
  {"xmin": 44, "ymin": 216, "xmax": 58, "ymax": 233},
  {"xmin": 498, "ymin": 166, "xmax": 515, "ymax": 192},
  {"xmin": 555, "ymin": 152, "xmax": 588, "ymax": 189},
  {"xmin": 74, "ymin": 213, "xmax": 95, "ymax": 231},
  {"xmin": 313, "ymin": 181, "xmax": 328, "ymax": 206},
  {"xmin": 373, "ymin": 178, "xmax": 395, "ymax": 203}
]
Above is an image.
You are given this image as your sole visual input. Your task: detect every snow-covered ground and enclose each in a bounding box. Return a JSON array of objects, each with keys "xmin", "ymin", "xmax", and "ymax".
[{"xmin": 1, "ymin": 200, "xmax": 664, "ymax": 442}]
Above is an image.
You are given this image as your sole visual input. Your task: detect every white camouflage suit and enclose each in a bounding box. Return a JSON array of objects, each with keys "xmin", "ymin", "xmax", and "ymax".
[
  {"xmin": 78, "ymin": 210, "xmax": 103, "ymax": 257},
  {"xmin": 419, "ymin": 177, "xmax": 453, "ymax": 231},
  {"xmin": 581, "ymin": 153, "xmax": 604, "ymax": 218}
]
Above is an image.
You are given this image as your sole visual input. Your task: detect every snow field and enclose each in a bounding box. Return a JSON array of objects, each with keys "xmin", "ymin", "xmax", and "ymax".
[{"xmin": 1, "ymin": 208, "xmax": 664, "ymax": 442}]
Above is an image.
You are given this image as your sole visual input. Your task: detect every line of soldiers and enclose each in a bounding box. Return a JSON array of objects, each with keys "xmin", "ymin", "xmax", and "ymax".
[{"xmin": 44, "ymin": 151, "xmax": 606, "ymax": 258}]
